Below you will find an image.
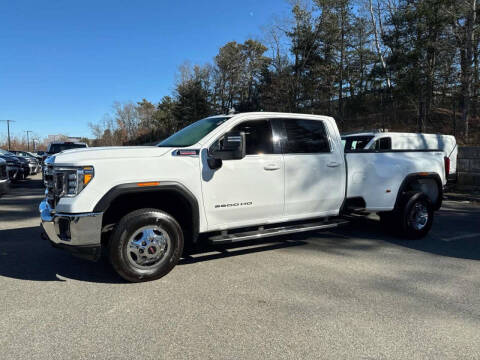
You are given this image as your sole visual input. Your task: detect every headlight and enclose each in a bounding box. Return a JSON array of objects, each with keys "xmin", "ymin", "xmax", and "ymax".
[{"xmin": 57, "ymin": 166, "xmax": 94, "ymax": 197}]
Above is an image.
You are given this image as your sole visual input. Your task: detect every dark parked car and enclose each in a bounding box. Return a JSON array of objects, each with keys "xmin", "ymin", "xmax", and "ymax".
[
  {"xmin": 0, "ymin": 158, "xmax": 10, "ymax": 195},
  {"xmin": 16, "ymin": 156, "xmax": 30, "ymax": 179},
  {"xmin": 0, "ymin": 151, "xmax": 24, "ymax": 181},
  {"xmin": 10, "ymin": 150, "xmax": 41, "ymax": 175},
  {"xmin": 22, "ymin": 150, "xmax": 42, "ymax": 161}
]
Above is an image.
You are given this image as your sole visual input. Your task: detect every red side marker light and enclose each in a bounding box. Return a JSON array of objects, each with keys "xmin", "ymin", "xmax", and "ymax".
[{"xmin": 177, "ymin": 150, "xmax": 198, "ymax": 156}]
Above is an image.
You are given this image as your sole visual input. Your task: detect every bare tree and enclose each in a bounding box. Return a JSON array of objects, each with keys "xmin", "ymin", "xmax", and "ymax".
[
  {"xmin": 463, "ymin": 0, "xmax": 476, "ymax": 142},
  {"xmin": 369, "ymin": 0, "xmax": 391, "ymax": 89}
]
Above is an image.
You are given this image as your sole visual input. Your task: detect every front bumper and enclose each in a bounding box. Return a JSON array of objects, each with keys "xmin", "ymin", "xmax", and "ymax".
[
  {"xmin": 39, "ymin": 199, "xmax": 103, "ymax": 261},
  {"xmin": 7, "ymin": 165, "xmax": 19, "ymax": 180},
  {"xmin": 15, "ymin": 167, "xmax": 25, "ymax": 179},
  {"xmin": 28, "ymin": 163, "xmax": 38, "ymax": 174}
]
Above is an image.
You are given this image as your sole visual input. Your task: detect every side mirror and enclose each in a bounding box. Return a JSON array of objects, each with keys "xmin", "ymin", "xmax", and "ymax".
[
  {"xmin": 207, "ymin": 131, "xmax": 246, "ymax": 170},
  {"xmin": 209, "ymin": 131, "xmax": 246, "ymax": 161}
]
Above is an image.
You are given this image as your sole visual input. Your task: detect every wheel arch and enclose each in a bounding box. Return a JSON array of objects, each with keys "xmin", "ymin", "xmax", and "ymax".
[
  {"xmin": 94, "ymin": 182, "xmax": 200, "ymax": 244},
  {"xmin": 394, "ymin": 173, "xmax": 443, "ymax": 211}
]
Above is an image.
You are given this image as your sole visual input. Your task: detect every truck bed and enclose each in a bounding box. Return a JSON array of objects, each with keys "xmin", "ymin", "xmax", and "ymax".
[{"xmin": 345, "ymin": 150, "xmax": 446, "ymax": 211}]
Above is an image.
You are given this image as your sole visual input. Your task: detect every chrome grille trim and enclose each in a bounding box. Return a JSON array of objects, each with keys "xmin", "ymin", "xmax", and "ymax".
[
  {"xmin": 45, "ymin": 165, "xmax": 68, "ymax": 209},
  {"xmin": 44, "ymin": 165, "xmax": 55, "ymax": 208}
]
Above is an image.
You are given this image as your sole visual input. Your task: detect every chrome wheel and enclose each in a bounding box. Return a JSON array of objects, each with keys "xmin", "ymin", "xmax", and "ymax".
[
  {"xmin": 126, "ymin": 226, "xmax": 171, "ymax": 270},
  {"xmin": 408, "ymin": 201, "xmax": 429, "ymax": 230}
]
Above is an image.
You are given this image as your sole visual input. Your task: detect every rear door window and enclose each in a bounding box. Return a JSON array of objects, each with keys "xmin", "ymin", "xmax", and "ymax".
[{"xmin": 283, "ymin": 119, "xmax": 330, "ymax": 154}]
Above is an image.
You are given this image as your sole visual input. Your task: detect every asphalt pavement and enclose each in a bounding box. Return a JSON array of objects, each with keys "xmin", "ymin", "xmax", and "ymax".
[{"xmin": 0, "ymin": 174, "xmax": 479, "ymax": 359}]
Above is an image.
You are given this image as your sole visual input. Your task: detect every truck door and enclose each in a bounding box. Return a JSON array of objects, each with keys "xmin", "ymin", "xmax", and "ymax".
[
  {"xmin": 200, "ymin": 119, "xmax": 285, "ymax": 230},
  {"xmin": 281, "ymin": 118, "xmax": 346, "ymax": 219}
]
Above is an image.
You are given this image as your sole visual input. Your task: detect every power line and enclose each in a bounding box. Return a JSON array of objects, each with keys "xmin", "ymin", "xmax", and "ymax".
[{"xmin": 0, "ymin": 120, "xmax": 15, "ymax": 151}]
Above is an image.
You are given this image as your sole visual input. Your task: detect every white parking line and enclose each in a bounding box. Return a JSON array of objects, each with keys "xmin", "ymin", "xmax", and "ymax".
[{"xmin": 440, "ymin": 233, "xmax": 480, "ymax": 242}]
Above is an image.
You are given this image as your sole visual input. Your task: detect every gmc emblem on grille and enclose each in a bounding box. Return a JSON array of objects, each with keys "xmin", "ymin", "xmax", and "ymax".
[{"xmin": 215, "ymin": 202, "xmax": 252, "ymax": 209}]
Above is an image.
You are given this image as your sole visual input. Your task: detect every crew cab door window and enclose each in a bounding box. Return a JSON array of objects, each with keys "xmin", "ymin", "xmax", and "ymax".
[
  {"xmin": 282, "ymin": 118, "xmax": 345, "ymax": 218},
  {"xmin": 200, "ymin": 118, "xmax": 284, "ymax": 230},
  {"xmin": 232, "ymin": 120, "xmax": 275, "ymax": 155}
]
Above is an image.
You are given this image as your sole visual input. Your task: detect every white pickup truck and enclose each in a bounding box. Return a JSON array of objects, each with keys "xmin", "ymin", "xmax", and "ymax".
[
  {"xmin": 342, "ymin": 131, "xmax": 457, "ymax": 182},
  {"xmin": 40, "ymin": 112, "xmax": 446, "ymax": 282}
]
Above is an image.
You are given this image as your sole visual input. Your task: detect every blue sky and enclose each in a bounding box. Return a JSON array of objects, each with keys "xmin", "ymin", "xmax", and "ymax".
[{"xmin": 0, "ymin": 0, "xmax": 291, "ymax": 140}]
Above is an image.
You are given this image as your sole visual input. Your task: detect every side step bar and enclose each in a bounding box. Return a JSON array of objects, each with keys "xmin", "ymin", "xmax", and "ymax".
[{"xmin": 208, "ymin": 219, "xmax": 349, "ymax": 244}]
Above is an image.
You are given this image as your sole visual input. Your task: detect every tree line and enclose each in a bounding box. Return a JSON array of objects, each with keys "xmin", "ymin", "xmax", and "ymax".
[
  {"xmin": 0, "ymin": 134, "xmax": 69, "ymax": 152},
  {"xmin": 90, "ymin": 0, "xmax": 480, "ymax": 146}
]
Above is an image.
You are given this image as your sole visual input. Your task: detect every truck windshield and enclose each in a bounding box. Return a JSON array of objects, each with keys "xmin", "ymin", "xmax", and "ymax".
[
  {"xmin": 158, "ymin": 116, "xmax": 230, "ymax": 147},
  {"xmin": 342, "ymin": 136, "xmax": 374, "ymax": 151}
]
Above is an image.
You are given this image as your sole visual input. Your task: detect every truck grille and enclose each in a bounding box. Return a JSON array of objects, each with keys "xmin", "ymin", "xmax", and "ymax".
[
  {"xmin": 0, "ymin": 165, "xmax": 6, "ymax": 180},
  {"xmin": 44, "ymin": 165, "xmax": 67, "ymax": 209}
]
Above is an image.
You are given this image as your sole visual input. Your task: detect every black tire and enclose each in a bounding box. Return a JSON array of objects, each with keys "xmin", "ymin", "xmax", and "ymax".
[
  {"xmin": 396, "ymin": 191, "xmax": 434, "ymax": 239},
  {"xmin": 109, "ymin": 208, "xmax": 184, "ymax": 282}
]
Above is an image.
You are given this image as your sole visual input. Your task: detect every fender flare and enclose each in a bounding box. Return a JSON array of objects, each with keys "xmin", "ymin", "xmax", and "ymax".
[
  {"xmin": 93, "ymin": 181, "xmax": 200, "ymax": 242},
  {"xmin": 394, "ymin": 173, "xmax": 443, "ymax": 211}
]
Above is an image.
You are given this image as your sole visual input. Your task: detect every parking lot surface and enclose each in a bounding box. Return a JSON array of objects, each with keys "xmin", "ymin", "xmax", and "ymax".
[{"xmin": 1, "ymin": 175, "xmax": 479, "ymax": 359}]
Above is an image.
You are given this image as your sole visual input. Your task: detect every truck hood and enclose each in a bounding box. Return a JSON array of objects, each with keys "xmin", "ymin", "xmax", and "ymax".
[{"xmin": 51, "ymin": 146, "xmax": 173, "ymax": 165}]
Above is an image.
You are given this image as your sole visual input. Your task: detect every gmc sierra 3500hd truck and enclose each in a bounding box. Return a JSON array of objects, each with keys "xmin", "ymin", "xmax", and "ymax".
[{"xmin": 40, "ymin": 112, "xmax": 446, "ymax": 282}]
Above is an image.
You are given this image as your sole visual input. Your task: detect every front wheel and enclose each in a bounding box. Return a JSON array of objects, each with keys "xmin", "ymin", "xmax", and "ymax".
[{"xmin": 109, "ymin": 208, "xmax": 184, "ymax": 282}]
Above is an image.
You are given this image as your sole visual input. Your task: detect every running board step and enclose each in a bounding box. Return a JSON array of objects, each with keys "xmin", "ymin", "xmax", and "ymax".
[{"xmin": 208, "ymin": 219, "xmax": 349, "ymax": 244}]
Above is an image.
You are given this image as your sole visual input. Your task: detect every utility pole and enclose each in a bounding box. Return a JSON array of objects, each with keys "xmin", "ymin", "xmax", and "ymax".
[
  {"xmin": 0, "ymin": 120, "xmax": 15, "ymax": 151},
  {"xmin": 24, "ymin": 130, "xmax": 33, "ymax": 151}
]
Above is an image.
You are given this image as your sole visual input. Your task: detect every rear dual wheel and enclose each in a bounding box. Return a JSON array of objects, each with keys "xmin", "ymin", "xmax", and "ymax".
[{"xmin": 379, "ymin": 191, "xmax": 434, "ymax": 239}]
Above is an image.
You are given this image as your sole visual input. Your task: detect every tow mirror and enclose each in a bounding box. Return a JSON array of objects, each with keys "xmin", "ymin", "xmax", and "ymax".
[{"xmin": 208, "ymin": 131, "xmax": 246, "ymax": 169}]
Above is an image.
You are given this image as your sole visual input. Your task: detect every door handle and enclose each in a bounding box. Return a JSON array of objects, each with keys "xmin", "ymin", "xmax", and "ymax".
[
  {"xmin": 327, "ymin": 162, "xmax": 340, "ymax": 168},
  {"xmin": 264, "ymin": 164, "xmax": 280, "ymax": 171}
]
